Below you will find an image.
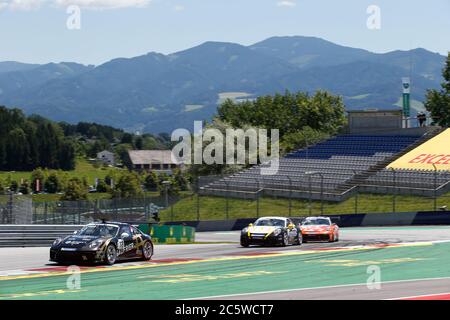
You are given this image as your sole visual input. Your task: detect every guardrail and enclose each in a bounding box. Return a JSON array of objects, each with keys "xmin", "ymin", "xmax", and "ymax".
[{"xmin": 0, "ymin": 225, "xmax": 83, "ymax": 247}]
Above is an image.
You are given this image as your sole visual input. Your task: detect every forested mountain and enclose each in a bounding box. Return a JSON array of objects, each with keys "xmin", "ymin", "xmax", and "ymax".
[{"xmin": 0, "ymin": 36, "xmax": 446, "ymax": 133}]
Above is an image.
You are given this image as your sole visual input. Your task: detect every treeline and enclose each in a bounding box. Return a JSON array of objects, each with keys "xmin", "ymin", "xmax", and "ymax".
[
  {"xmin": 0, "ymin": 168, "xmax": 190, "ymax": 200},
  {"xmin": 0, "ymin": 107, "xmax": 76, "ymax": 171},
  {"xmin": 60, "ymin": 121, "xmax": 172, "ymax": 163},
  {"xmin": 188, "ymin": 90, "xmax": 346, "ymax": 176},
  {"xmin": 217, "ymin": 90, "xmax": 346, "ymax": 137},
  {"xmin": 0, "ymin": 106, "xmax": 174, "ymax": 172}
]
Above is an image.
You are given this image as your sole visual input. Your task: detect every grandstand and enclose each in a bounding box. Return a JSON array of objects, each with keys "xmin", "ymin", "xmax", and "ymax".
[{"xmin": 199, "ymin": 127, "xmax": 450, "ymax": 201}]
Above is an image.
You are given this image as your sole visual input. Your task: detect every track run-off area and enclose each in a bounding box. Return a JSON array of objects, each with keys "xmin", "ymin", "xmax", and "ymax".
[{"xmin": 1, "ymin": 226, "xmax": 450, "ymax": 300}]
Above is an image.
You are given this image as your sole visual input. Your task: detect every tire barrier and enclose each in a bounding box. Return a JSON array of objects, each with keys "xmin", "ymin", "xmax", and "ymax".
[
  {"xmin": 138, "ymin": 224, "xmax": 195, "ymax": 244},
  {"xmin": 163, "ymin": 211, "xmax": 450, "ymax": 231}
]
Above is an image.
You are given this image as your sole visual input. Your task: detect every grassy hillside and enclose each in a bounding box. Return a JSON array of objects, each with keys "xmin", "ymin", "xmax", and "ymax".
[{"xmin": 159, "ymin": 192, "xmax": 450, "ymax": 222}]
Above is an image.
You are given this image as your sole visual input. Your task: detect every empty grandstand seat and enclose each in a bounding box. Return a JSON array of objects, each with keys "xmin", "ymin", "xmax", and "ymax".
[{"xmin": 200, "ymin": 134, "xmax": 424, "ymax": 199}]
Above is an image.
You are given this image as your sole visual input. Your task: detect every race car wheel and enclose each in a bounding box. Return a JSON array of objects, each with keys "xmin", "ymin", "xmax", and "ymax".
[
  {"xmin": 328, "ymin": 233, "xmax": 335, "ymax": 242},
  {"xmin": 142, "ymin": 241, "xmax": 154, "ymax": 260},
  {"xmin": 104, "ymin": 244, "xmax": 117, "ymax": 265},
  {"xmin": 281, "ymin": 232, "xmax": 288, "ymax": 247},
  {"xmin": 296, "ymin": 232, "xmax": 302, "ymax": 245},
  {"xmin": 302, "ymin": 234, "xmax": 308, "ymax": 243},
  {"xmin": 241, "ymin": 238, "xmax": 250, "ymax": 247}
]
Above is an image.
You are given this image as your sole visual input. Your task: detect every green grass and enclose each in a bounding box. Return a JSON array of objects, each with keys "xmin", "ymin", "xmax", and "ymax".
[
  {"xmin": 159, "ymin": 192, "xmax": 450, "ymax": 222},
  {"xmin": 0, "ymin": 158, "xmax": 124, "ymax": 186}
]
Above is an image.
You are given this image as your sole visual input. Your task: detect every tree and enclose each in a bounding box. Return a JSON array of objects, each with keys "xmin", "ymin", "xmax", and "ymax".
[
  {"xmin": 135, "ymin": 136, "xmax": 144, "ymax": 150},
  {"xmin": 425, "ymin": 53, "xmax": 450, "ymax": 126},
  {"xmin": 44, "ymin": 173, "xmax": 61, "ymax": 193},
  {"xmin": 217, "ymin": 90, "xmax": 346, "ymax": 136},
  {"xmin": 280, "ymin": 126, "xmax": 330, "ymax": 154},
  {"xmin": 19, "ymin": 180, "xmax": 30, "ymax": 195},
  {"xmin": 31, "ymin": 168, "xmax": 46, "ymax": 192},
  {"xmin": 104, "ymin": 173, "xmax": 116, "ymax": 189},
  {"xmin": 96, "ymin": 179, "xmax": 110, "ymax": 193},
  {"xmin": 10, "ymin": 180, "xmax": 18, "ymax": 193},
  {"xmin": 115, "ymin": 144, "xmax": 133, "ymax": 168},
  {"xmin": 111, "ymin": 172, "xmax": 143, "ymax": 198},
  {"xmin": 59, "ymin": 140, "xmax": 76, "ymax": 170},
  {"xmin": 121, "ymin": 133, "xmax": 134, "ymax": 144},
  {"xmin": 158, "ymin": 176, "xmax": 180, "ymax": 197},
  {"xmin": 173, "ymin": 169, "xmax": 189, "ymax": 191},
  {"xmin": 0, "ymin": 179, "xmax": 4, "ymax": 194},
  {"xmin": 61, "ymin": 178, "xmax": 88, "ymax": 201},
  {"xmin": 144, "ymin": 172, "xmax": 159, "ymax": 191}
]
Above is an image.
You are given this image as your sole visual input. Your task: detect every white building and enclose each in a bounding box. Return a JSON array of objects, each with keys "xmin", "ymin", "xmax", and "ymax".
[{"xmin": 97, "ymin": 150, "xmax": 115, "ymax": 166}]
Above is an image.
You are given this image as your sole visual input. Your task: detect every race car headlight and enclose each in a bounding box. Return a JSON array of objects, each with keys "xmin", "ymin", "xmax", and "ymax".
[
  {"xmin": 52, "ymin": 238, "xmax": 62, "ymax": 246},
  {"xmin": 88, "ymin": 239, "xmax": 104, "ymax": 249},
  {"xmin": 242, "ymin": 227, "xmax": 248, "ymax": 233},
  {"xmin": 273, "ymin": 228, "xmax": 282, "ymax": 236}
]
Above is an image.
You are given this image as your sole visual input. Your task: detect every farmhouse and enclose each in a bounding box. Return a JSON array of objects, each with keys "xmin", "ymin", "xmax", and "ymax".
[
  {"xmin": 128, "ymin": 150, "xmax": 182, "ymax": 172},
  {"xmin": 97, "ymin": 150, "xmax": 115, "ymax": 165}
]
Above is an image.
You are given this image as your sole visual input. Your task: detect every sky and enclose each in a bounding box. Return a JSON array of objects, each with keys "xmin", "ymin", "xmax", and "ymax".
[{"xmin": 0, "ymin": 0, "xmax": 449, "ymax": 65}]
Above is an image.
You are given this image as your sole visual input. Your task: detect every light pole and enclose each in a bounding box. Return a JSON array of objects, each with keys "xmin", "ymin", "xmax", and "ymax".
[
  {"xmin": 352, "ymin": 170, "xmax": 359, "ymax": 214},
  {"xmin": 162, "ymin": 180, "xmax": 171, "ymax": 208},
  {"xmin": 432, "ymin": 164, "xmax": 437, "ymax": 211},
  {"xmin": 305, "ymin": 171, "xmax": 324, "ymax": 216},
  {"xmin": 391, "ymin": 168, "xmax": 397, "ymax": 213},
  {"xmin": 286, "ymin": 175, "xmax": 292, "ymax": 217}
]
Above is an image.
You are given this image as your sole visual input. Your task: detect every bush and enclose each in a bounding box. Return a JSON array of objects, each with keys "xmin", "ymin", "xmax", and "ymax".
[
  {"xmin": 144, "ymin": 172, "xmax": 159, "ymax": 191},
  {"xmin": 19, "ymin": 180, "xmax": 30, "ymax": 195},
  {"xmin": 10, "ymin": 180, "xmax": 18, "ymax": 193},
  {"xmin": 61, "ymin": 177, "xmax": 88, "ymax": 201},
  {"xmin": 44, "ymin": 173, "xmax": 61, "ymax": 193},
  {"xmin": 111, "ymin": 172, "xmax": 143, "ymax": 198},
  {"xmin": 96, "ymin": 179, "xmax": 110, "ymax": 193},
  {"xmin": 31, "ymin": 168, "xmax": 46, "ymax": 192}
]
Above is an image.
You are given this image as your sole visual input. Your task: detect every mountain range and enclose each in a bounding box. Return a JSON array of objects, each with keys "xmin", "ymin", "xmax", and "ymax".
[{"xmin": 0, "ymin": 36, "xmax": 446, "ymax": 133}]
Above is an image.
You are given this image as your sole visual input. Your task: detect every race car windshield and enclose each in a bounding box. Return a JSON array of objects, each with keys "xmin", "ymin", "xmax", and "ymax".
[
  {"xmin": 302, "ymin": 219, "xmax": 330, "ymax": 226},
  {"xmin": 78, "ymin": 225, "xmax": 119, "ymax": 237},
  {"xmin": 254, "ymin": 219, "xmax": 285, "ymax": 227}
]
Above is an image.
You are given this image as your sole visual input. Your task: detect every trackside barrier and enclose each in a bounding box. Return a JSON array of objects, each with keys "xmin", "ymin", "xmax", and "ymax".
[
  {"xmin": 138, "ymin": 224, "xmax": 195, "ymax": 244},
  {"xmin": 163, "ymin": 211, "xmax": 450, "ymax": 231}
]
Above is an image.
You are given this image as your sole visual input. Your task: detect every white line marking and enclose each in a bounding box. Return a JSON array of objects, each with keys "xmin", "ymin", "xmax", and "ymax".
[
  {"xmin": 186, "ymin": 277, "xmax": 450, "ymax": 300},
  {"xmin": 387, "ymin": 292, "xmax": 450, "ymax": 300}
]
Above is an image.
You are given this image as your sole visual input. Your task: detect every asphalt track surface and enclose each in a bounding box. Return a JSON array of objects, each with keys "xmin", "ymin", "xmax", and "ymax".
[{"xmin": 1, "ymin": 226, "xmax": 450, "ymax": 300}]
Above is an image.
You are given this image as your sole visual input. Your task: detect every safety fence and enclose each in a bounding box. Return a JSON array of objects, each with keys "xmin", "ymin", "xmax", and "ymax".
[
  {"xmin": 157, "ymin": 190, "xmax": 450, "ymax": 222},
  {"xmin": 0, "ymin": 194, "xmax": 168, "ymax": 225},
  {"xmin": 1, "ymin": 178, "xmax": 449, "ymax": 225}
]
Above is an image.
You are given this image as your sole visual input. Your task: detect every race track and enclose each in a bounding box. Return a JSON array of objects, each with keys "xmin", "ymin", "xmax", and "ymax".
[{"xmin": 1, "ymin": 226, "xmax": 450, "ymax": 300}]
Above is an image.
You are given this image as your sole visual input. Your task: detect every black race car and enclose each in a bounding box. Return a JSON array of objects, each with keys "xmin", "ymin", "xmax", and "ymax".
[
  {"xmin": 50, "ymin": 222, "xmax": 154, "ymax": 265},
  {"xmin": 240, "ymin": 216, "xmax": 302, "ymax": 247}
]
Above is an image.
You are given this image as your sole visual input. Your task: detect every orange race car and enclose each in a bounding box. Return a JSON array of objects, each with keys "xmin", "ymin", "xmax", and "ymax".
[{"xmin": 299, "ymin": 217, "xmax": 339, "ymax": 242}]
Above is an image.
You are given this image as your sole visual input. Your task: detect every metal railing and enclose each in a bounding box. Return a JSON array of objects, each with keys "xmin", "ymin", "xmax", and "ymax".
[{"xmin": 1, "ymin": 169, "xmax": 449, "ymax": 224}]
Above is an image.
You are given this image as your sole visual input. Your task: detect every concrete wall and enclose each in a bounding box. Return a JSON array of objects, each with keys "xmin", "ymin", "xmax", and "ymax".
[{"xmin": 164, "ymin": 211, "xmax": 450, "ymax": 231}]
